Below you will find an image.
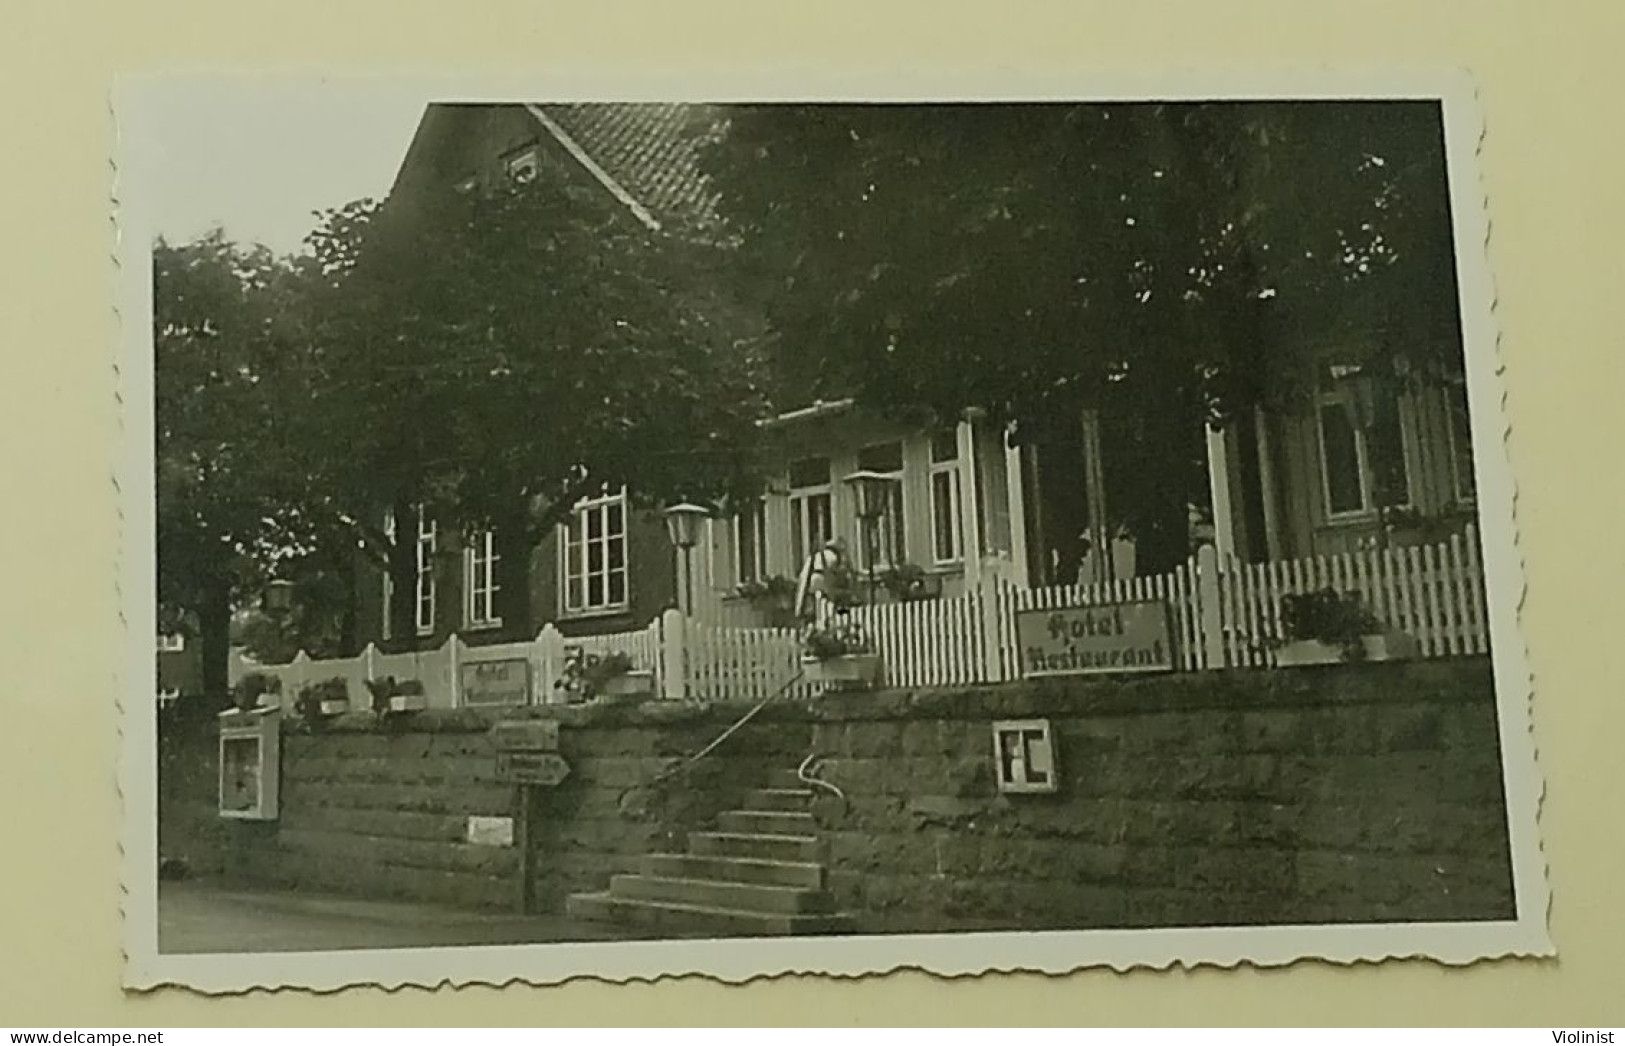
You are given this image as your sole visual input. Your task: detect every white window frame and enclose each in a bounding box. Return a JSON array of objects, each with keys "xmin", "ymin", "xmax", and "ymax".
[
  {"xmin": 465, "ymin": 529, "xmax": 502, "ymax": 629},
  {"xmin": 1314, "ymin": 379, "xmax": 1414, "ymax": 523},
  {"xmin": 415, "ymin": 509, "xmax": 437, "ymax": 636},
  {"xmin": 928, "ymin": 431, "xmax": 964, "ymax": 565},
  {"xmin": 559, "ymin": 488, "xmax": 631, "ymax": 618},
  {"xmin": 733, "ymin": 498, "xmax": 769, "ymax": 586},
  {"xmin": 788, "ymin": 459, "xmax": 834, "ymax": 572}
]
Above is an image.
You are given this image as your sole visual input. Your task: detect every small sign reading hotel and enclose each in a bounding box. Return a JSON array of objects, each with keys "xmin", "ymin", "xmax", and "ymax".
[
  {"xmin": 460, "ymin": 658, "xmax": 532, "ymax": 707},
  {"xmin": 1014, "ymin": 600, "xmax": 1175, "ymax": 677}
]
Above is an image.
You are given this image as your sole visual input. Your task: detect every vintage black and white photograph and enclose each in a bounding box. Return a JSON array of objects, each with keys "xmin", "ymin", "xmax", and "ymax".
[{"xmin": 117, "ymin": 76, "xmax": 1546, "ymax": 990}]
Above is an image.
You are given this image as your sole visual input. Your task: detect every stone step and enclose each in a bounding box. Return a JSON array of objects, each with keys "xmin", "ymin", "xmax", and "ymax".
[
  {"xmin": 642, "ymin": 852, "xmax": 824, "ymax": 889},
  {"xmin": 566, "ymin": 892, "xmax": 855, "ymax": 938},
  {"xmin": 689, "ymin": 831, "xmax": 824, "ymax": 863},
  {"xmin": 767, "ymin": 768, "xmax": 807, "ymax": 790},
  {"xmin": 610, "ymin": 874, "xmax": 833, "ymax": 915},
  {"xmin": 717, "ymin": 810, "xmax": 818, "ymax": 836},
  {"xmin": 746, "ymin": 787, "xmax": 814, "ymax": 812}
]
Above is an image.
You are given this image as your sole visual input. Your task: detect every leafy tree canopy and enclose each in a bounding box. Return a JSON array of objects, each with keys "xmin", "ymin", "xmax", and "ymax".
[
  {"xmin": 696, "ymin": 101, "xmax": 1463, "ymax": 572},
  {"xmin": 294, "ymin": 177, "xmax": 771, "ymax": 553},
  {"xmin": 699, "ymin": 101, "xmax": 1462, "ymax": 436},
  {"xmin": 154, "ymin": 232, "xmax": 327, "ymax": 696}
]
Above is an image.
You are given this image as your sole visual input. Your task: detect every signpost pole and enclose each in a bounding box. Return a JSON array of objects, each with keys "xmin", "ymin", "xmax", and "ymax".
[{"xmin": 514, "ymin": 783, "xmax": 538, "ymax": 915}]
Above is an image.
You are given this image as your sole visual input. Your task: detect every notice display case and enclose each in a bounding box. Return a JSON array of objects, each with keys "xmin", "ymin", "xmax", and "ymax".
[{"xmin": 217, "ymin": 706, "xmax": 280, "ymax": 820}]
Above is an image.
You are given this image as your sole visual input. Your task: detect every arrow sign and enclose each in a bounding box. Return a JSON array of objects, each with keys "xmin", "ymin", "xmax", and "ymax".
[{"xmin": 495, "ymin": 750, "xmax": 571, "ymax": 787}]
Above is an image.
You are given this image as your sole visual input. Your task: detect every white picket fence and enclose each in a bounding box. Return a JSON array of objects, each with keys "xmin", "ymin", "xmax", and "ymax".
[{"xmin": 236, "ymin": 527, "xmax": 1489, "ymax": 707}]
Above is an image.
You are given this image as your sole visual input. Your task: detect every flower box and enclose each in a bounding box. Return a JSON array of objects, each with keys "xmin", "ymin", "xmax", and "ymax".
[
  {"xmin": 317, "ymin": 697, "xmax": 351, "ymax": 717},
  {"xmin": 596, "ymin": 669, "xmax": 655, "ymax": 704},
  {"xmin": 386, "ymin": 693, "xmax": 429, "ymax": 714},
  {"xmin": 1273, "ymin": 631, "xmax": 1420, "ymax": 668},
  {"xmin": 801, "ymin": 652, "xmax": 882, "ymax": 690}
]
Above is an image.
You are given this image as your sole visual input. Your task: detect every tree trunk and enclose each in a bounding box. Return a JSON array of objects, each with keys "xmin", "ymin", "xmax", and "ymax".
[
  {"xmin": 338, "ymin": 550, "xmax": 359, "ymax": 655},
  {"xmin": 198, "ymin": 573, "xmax": 233, "ymax": 709}
]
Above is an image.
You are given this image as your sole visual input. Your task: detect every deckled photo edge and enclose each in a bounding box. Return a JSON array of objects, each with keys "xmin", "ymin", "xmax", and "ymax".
[{"xmin": 114, "ymin": 69, "xmax": 1550, "ymax": 995}]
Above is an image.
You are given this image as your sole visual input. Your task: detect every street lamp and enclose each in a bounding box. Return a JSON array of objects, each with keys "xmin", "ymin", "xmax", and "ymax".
[
  {"xmin": 663, "ymin": 502, "xmax": 710, "ymax": 616},
  {"xmin": 261, "ymin": 578, "xmax": 295, "ymax": 619},
  {"xmin": 844, "ymin": 470, "xmax": 898, "ymax": 605}
]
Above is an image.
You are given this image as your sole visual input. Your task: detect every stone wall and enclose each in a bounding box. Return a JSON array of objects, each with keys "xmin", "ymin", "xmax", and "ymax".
[
  {"xmin": 158, "ymin": 701, "xmax": 807, "ymax": 913},
  {"xmin": 804, "ymin": 658, "xmax": 1515, "ymax": 932},
  {"xmin": 157, "ymin": 657, "xmax": 1516, "ymax": 931}
]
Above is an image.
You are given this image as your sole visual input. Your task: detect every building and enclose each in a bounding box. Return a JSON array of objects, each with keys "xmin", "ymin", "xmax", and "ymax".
[{"xmin": 351, "ymin": 102, "xmax": 1482, "ymax": 654}]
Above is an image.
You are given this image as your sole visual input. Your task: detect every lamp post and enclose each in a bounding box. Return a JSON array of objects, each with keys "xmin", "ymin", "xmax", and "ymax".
[
  {"xmin": 261, "ymin": 578, "xmax": 295, "ymax": 619},
  {"xmin": 663, "ymin": 503, "xmax": 710, "ymax": 616},
  {"xmin": 844, "ymin": 470, "xmax": 898, "ymax": 605},
  {"xmin": 259, "ymin": 577, "xmax": 296, "ymax": 668}
]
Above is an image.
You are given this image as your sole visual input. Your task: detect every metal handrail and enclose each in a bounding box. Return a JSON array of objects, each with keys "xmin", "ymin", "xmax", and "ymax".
[
  {"xmin": 615, "ymin": 667, "xmax": 810, "ymax": 815},
  {"xmin": 797, "ymin": 751, "xmax": 850, "ymax": 820}
]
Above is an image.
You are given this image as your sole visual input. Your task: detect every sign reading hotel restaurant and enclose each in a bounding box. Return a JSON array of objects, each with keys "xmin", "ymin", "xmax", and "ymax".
[
  {"xmin": 460, "ymin": 658, "xmax": 531, "ymax": 707},
  {"xmin": 1014, "ymin": 600, "xmax": 1175, "ymax": 677}
]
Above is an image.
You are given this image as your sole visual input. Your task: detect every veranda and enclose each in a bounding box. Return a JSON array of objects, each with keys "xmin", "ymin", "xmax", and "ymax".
[{"xmin": 235, "ymin": 526, "xmax": 1490, "ymax": 708}]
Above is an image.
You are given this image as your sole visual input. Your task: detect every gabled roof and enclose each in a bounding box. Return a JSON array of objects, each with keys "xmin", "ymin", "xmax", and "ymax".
[{"xmin": 531, "ymin": 103, "xmax": 730, "ymax": 242}]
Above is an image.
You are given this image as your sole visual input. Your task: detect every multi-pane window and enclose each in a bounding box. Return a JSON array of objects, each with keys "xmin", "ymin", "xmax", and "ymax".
[
  {"xmin": 856, "ymin": 442, "xmax": 907, "ymax": 570},
  {"xmin": 1316, "ymin": 367, "xmax": 1411, "ymax": 519},
  {"xmin": 734, "ymin": 498, "xmax": 768, "ymax": 586},
  {"xmin": 415, "ymin": 510, "xmax": 437, "ymax": 635},
  {"xmin": 787, "ymin": 457, "xmax": 833, "ymax": 571},
  {"xmin": 562, "ymin": 490, "xmax": 629, "ymax": 615},
  {"xmin": 465, "ymin": 529, "xmax": 501, "ymax": 628},
  {"xmin": 928, "ymin": 429, "xmax": 963, "ymax": 564},
  {"xmin": 1444, "ymin": 379, "xmax": 1477, "ymax": 503}
]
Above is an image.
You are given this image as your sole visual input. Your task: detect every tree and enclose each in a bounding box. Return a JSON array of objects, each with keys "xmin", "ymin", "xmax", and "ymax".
[
  {"xmin": 153, "ymin": 233, "xmax": 317, "ymax": 701},
  {"xmin": 291, "ymin": 173, "xmax": 771, "ymax": 641},
  {"xmin": 697, "ymin": 101, "xmax": 1462, "ymax": 571}
]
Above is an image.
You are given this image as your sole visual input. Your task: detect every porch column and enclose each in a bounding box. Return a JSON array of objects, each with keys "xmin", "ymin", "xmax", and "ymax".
[
  {"xmin": 1080, "ymin": 409, "xmax": 1110, "ymax": 584},
  {"xmin": 1205, "ymin": 424, "xmax": 1236, "ymax": 560},
  {"xmin": 1253, "ymin": 406, "xmax": 1284, "ymax": 561},
  {"xmin": 1003, "ymin": 425, "xmax": 1031, "ymax": 589},
  {"xmin": 956, "ymin": 414, "xmax": 984, "ymax": 588},
  {"xmin": 764, "ymin": 480, "xmax": 793, "ymax": 579}
]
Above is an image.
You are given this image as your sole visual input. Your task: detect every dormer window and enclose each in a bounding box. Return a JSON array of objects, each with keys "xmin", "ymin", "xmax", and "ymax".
[{"xmin": 504, "ymin": 147, "xmax": 539, "ymax": 185}]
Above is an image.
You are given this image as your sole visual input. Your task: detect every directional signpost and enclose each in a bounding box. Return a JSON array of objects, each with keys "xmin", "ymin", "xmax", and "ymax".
[
  {"xmin": 495, "ymin": 750, "xmax": 571, "ymax": 787},
  {"xmin": 489, "ymin": 718, "xmax": 570, "ymax": 913}
]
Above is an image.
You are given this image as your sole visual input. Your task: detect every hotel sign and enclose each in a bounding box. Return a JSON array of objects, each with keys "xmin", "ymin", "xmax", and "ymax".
[
  {"xmin": 1014, "ymin": 600, "xmax": 1175, "ymax": 677},
  {"xmin": 461, "ymin": 658, "xmax": 531, "ymax": 707}
]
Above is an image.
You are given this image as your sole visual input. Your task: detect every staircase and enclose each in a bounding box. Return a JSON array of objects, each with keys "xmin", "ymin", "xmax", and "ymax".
[{"xmin": 566, "ymin": 768, "xmax": 855, "ymax": 937}]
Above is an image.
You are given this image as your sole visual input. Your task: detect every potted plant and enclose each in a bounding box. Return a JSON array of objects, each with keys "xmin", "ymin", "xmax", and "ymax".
[
  {"xmin": 583, "ymin": 652, "xmax": 655, "ymax": 704},
  {"xmin": 294, "ymin": 677, "xmax": 351, "ymax": 721},
  {"xmin": 366, "ymin": 675, "xmax": 428, "ymax": 715},
  {"xmin": 734, "ymin": 575, "xmax": 800, "ymax": 626},
  {"xmin": 800, "ymin": 618, "xmax": 882, "ymax": 690},
  {"xmin": 880, "ymin": 562, "xmax": 938, "ymax": 602},
  {"xmin": 230, "ymin": 672, "xmax": 281, "ymax": 712},
  {"xmin": 1272, "ymin": 589, "xmax": 1419, "ymax": 666}
]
